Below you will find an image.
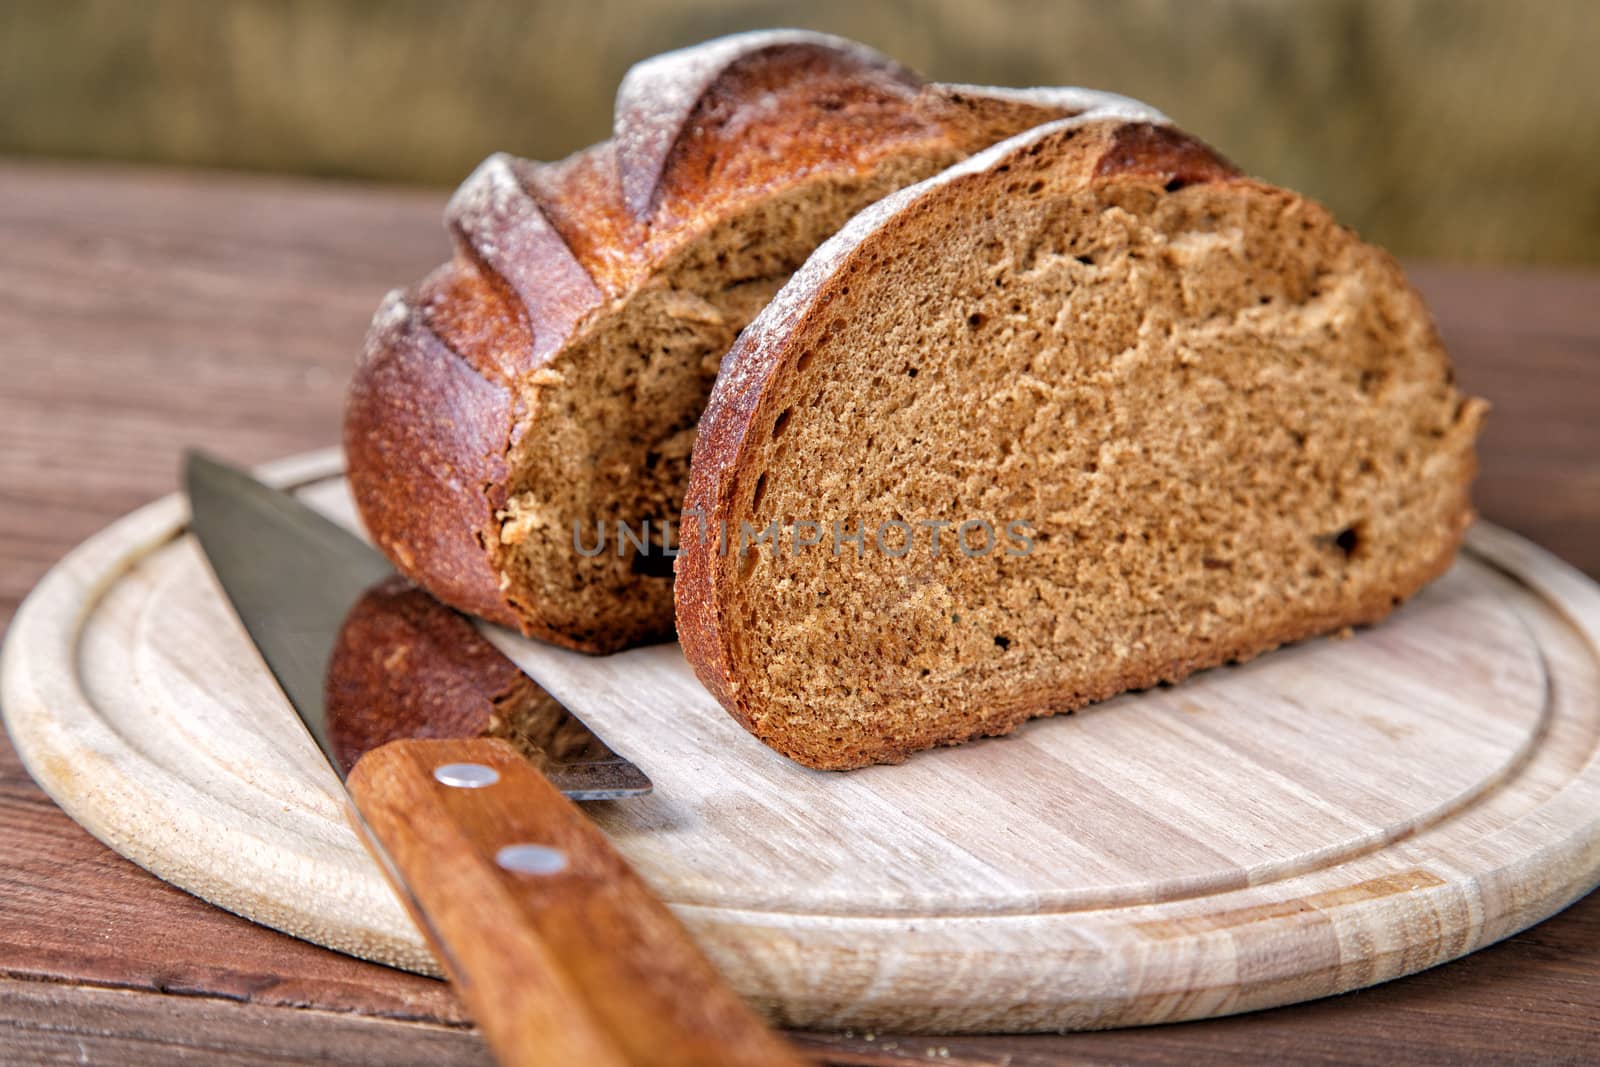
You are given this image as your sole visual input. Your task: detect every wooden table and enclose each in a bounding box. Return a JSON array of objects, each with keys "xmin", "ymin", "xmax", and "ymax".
[{"xmin": 1, "ymin": 159, "xmax": 1597, "ymax": 1066}]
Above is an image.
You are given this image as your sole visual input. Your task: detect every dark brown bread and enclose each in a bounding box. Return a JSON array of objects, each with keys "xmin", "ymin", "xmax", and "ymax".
[
  {"xmin": 344, "ymin": 31, "xmax": 1131, "ymax": 653},
  {"xmin": 675, "ymin": 115, "xmax": 1486, "ymax": 769},
  {"xmin": 324, "ymin": 576, "xmax": 591, "ymax": 775}
]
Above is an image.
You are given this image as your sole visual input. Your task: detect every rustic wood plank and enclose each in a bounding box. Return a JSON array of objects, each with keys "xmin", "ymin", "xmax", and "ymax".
[
  {"xmin": 0, "ymin": 161, "xmax": 447, "ymax": 618},
  {"xmin": 0, "ymin": 162, "xmax": 1597, "ymax": 1064},
  {"xmin": 0, "ymin": 160, "xmax": 479, "ymax": 1040},
  {"xmin": 0, "ymin": 977, "xmax": 489, "ymax": 1067},
  {"xmin": 0, "ymin": 781, "xmax": 469, "ymax": 1024}
]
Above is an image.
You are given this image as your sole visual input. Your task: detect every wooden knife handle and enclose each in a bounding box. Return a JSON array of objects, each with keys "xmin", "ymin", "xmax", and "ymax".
[{"xmin": 346, "ymin": 736, "xmax": 808, "ymax": 1067}]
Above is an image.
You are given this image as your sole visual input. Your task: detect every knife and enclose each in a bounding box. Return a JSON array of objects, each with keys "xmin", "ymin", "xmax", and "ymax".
[{"xmin": 184, "ymin": 452, "xmax": 807, "ymax": 1067}]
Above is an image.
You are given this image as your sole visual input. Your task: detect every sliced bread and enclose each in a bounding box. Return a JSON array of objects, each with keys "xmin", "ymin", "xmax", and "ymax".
[
  {"xmin": 675, "ymin": 114, "xmax": 1486, "ymax": 769},
  {"xmin": 344, "ymin": 31, "xmax": 1135, "ymax": 653}
]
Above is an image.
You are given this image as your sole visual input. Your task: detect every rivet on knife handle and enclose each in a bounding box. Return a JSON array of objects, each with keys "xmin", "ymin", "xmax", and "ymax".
[{"xmin": 345, "ymin": 736, "xmax": 809, "ymax": 1067}]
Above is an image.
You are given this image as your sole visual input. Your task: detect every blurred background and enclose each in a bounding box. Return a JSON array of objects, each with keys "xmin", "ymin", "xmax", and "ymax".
[{"xmin": 2, "ymin": 0, "xmax": 1597, "ymax": 266}]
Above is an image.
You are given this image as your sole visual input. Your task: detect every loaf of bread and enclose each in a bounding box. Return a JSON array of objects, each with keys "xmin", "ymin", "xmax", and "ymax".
[
  {"xmin": 345, "ymin": 31, "xmax": 1144, "ymax": 653},
  {"xmin": 675, "ymin": 113, "xmax": 1486, "ymax": 768}
]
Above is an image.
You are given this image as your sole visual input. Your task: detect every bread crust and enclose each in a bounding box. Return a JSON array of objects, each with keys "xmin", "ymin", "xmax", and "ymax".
[
  {"xmin": 324, "ymin": 574, "xmax": 586, "ymax": 776},
  {"xmin": 344, "ymin": 31, "xmax": 1147, "ymax": 651},
  {"xmin": 344, "ymin": 288, "xmax": 522, "ymax": 626},
  {"xmin": 324, "ymin": 574, "xmax": 537, "ymax": 772},
  {"xmin": 674, "ymin": 115, "xmax": 1481, "ymax": 769}
]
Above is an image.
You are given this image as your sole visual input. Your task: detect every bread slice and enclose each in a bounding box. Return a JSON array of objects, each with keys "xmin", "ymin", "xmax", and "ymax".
[
  {"xmin": 675, "ymin": 114, "xmax": 1486, "ymax": 770},
  {"xmin": 345, "ymin": 31, "xmax": 1136, "ymax": 653}
]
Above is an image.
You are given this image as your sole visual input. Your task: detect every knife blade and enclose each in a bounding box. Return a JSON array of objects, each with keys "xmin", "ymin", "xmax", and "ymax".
[
  {"xmin": 183, "ymin": 451, "xmax": 805, "ymax": 1067},
  {"xmin": 184, "ymin": 452, "xmax": 648, "ymax": 799}
]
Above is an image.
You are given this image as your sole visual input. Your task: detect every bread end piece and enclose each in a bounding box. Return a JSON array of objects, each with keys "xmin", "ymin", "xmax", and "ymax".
[{"xmin": 323, "ymin": 575, "xmax": 582, "ymax": 775}]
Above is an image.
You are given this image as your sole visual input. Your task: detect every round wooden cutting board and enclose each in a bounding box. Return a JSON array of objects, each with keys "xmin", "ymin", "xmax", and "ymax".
[{"xmin": 4, "ymin": 449, "xmax": 1600, "ymax": 1033}]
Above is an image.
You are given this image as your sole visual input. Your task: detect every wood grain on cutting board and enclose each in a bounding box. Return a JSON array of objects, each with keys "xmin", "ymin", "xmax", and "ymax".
[{"xmin": 4, "ymin": 450, "xmax": 1600, "ymax": 1031}]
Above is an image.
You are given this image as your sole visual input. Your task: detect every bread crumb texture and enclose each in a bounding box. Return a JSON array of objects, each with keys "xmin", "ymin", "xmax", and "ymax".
[{"xmin": 679, "ymin": 119, "xmax": 1485, "ymax": 769}]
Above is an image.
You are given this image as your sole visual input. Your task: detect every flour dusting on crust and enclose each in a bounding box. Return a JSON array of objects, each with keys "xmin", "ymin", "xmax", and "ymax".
[
  {"xmin": 614, "ymin": 29, "xmax": 918, "ymax": 220},
  {"xmin": 937, "ymin": 83, "xmax": 1168, "ymax": 123}
]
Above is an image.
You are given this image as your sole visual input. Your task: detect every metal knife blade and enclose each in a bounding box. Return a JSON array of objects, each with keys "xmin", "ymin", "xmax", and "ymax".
[{"xmin": 183, "ymin": 451, "xmax": 649, "ymax": 799}]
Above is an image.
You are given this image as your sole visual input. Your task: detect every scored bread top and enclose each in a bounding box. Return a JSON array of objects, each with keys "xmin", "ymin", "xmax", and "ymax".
[
  {"xmin": 614, "ymin": 30, "xmax": 919, "ymax": 220},
  {"xmin": 344, "ymin": 29, "xmax": 1162, "ymax": 645}
]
